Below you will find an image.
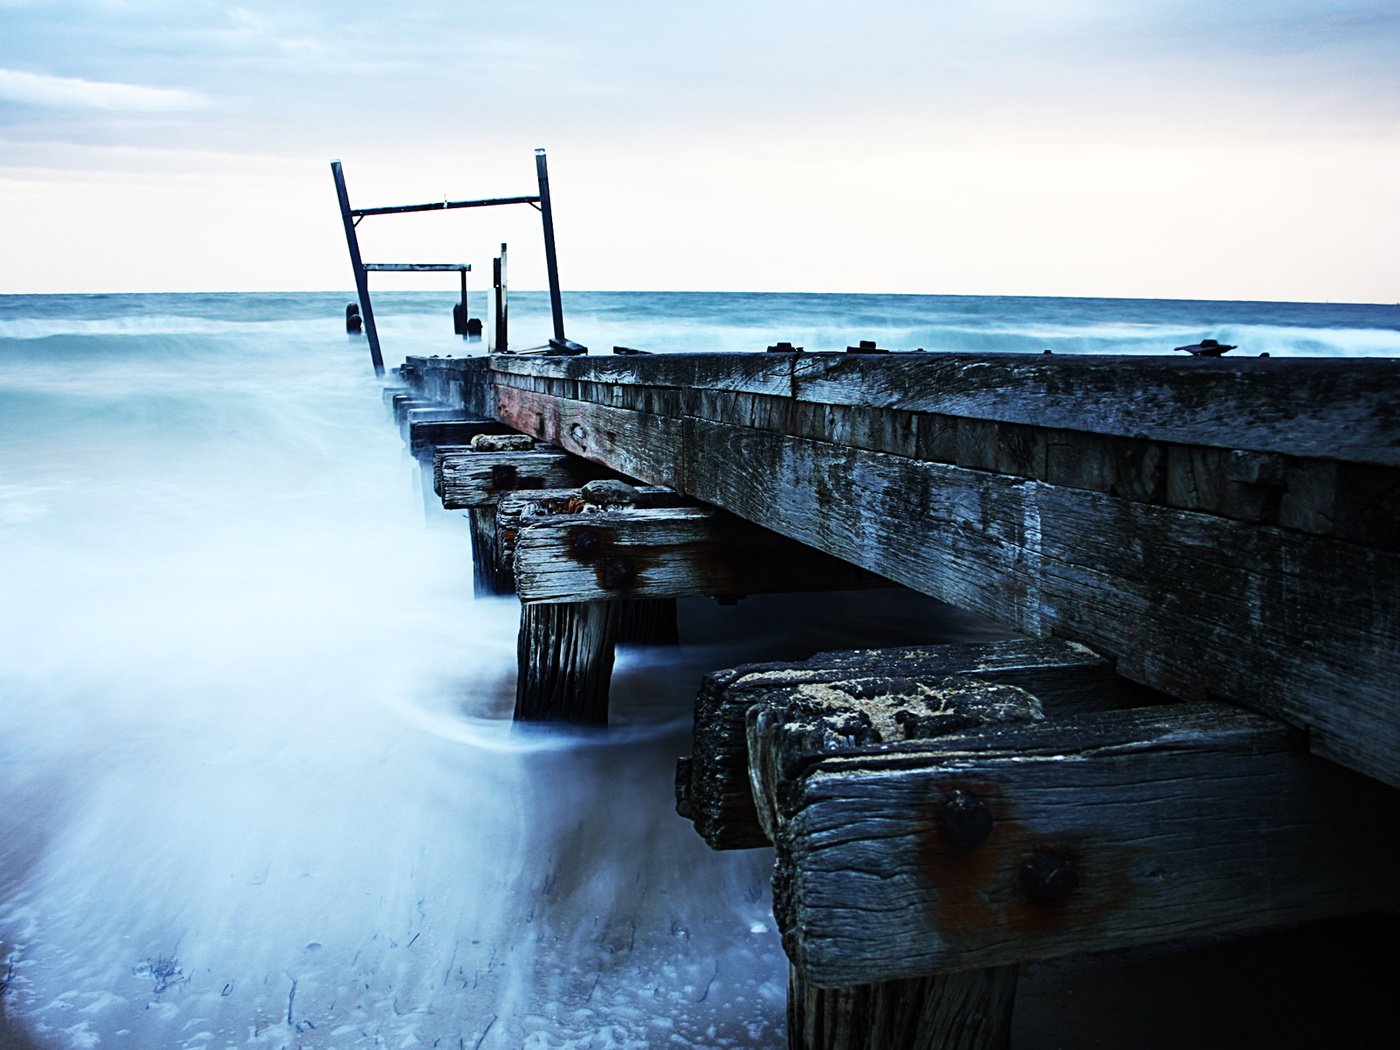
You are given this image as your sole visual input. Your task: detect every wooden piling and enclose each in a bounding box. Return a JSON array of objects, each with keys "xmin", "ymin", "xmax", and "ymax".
[
  {"xmin": 787, "ymin": 966, "xmax": 1019, "ymax": 1050},
  {"xmin": 515, "ymin": 601, "xmax": 617, "ymax": 723}
]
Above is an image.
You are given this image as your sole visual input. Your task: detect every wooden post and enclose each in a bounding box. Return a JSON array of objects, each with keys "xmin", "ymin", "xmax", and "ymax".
[
  {"xmin": 534, "ymin": 150, "xmax": 566, "ymax": 344},
  {"xmin": 493, "ymin": 243, "xmax": 508, "ymax": 354},
  {"xmin": 467, "ymin": 505, "xmax": 514, "ymax": 597},
  {"xmin": 788, "ymin": 966, "xmax": 1018, "ymax": 1050},
  {"xmin": 515, "ymin": 601, "xmax": 617, "ymax": 723},
  {"xmin": 329, "ymin": 160, "xmax": 385, "ymax": 377}
]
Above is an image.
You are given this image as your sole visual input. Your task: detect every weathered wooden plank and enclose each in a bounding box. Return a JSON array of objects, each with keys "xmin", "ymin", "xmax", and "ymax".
[
  {"xmin": 399, "ymin": 355, "xmax": 494, "ymax": 415},
  {"xmin": 681, "ymin": 639, "xmax": 1146, "ymax": 851},
  {"xmin": 513, "ymin": 506, "xmax": 888, "ymax": 604},
  {"xmin": 755, "ymin": 702, "xmax": 1400, "ymax": 986},
  {"xmin": 467, "ymin": 504, "xmax": 513, "ymax": 596},
  {"xmin": 488, "ymin": 352, "xmax": 798, "ymax": 398},
  {"xmin": 674, "ymin": 417, "xmax": 1400, "ymax": 788},
  {"xmin": 493, "ymin": 383, "xmax": 688, "ymax": 487},
  {"xmin": 391, "ymin": 395, "xmax": 437, "ymax": 424},
  {"xmin": 408, "ymin": 418, "xmax": 514, "ymax": 455},
  {"xmin": 432, "ymin": 447, "xmax": 615, "ymax": 509},
  {"xmin": 401, "ymin": 406, "xmax": 479, "ymax": 430},
  {"xmin": 747, "ymin": 675, "xmax": 1046, "ymax": 845},
  {"xmin": 495, "ymin": 485, "xmax": 684, "ymax": 576},
  {"xmin": 483, "ymin": 352, "xmax": 1400, "ymax": 465},
  {"xmin": 499, "ymin": 374, "xmax": 1400, "ymax": 546},
  {"xmin": 766, "ymin": 671, "xmax": 1045, "ymax": 1048},
  {"xmin": 788, "ymin": 354, "xmax": 1400, "ymax": 467}
]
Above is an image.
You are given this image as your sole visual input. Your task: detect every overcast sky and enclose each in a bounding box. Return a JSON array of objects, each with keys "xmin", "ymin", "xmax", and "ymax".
[{"xmin": 2, "ymin": 1, "xmax": 1397, "ymax": 300}]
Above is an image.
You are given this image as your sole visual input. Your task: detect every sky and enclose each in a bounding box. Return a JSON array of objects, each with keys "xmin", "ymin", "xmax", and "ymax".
[{"xmin": 1, "ymin": 1, "xmax": 1397, "ymax": 301}]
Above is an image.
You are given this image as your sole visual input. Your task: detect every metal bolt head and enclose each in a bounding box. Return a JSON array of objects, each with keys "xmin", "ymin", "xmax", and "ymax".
[
  {"xmin": 940, "ymin": 791, "xmax": 994, "ymax": 848},
  {"xmin": 600, "ymin": 556, "xmax": 636, "ymax": 591},
  {"xmin": 569, "ymin": 527, "xmax": 602, "ymax": 560},
  {"xmin": 1020, "ymin": 851, "xmax": 1079, "ymax": 902},
  {"xmin": 489, "ymin": 463, "xmax": 518, "ymax": 490}
]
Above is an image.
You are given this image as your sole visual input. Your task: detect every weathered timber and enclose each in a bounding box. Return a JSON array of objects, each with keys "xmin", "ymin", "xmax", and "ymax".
[
  {"xmin": 467, "ymin": 505, "xmax": 513, "ymax": 597},
  {"xmin": 765, "ymin": 667, "xmax": 1046, "ymax": 1048},
  {"xmin": 484, "ymin": 369, "xmax": 1399, "ymax": 549},
  {"xmin": 398, "ymin": 356, "xmax": 494, "ymax": 416},
  {"xmin": 490, "ymin": 385, "xmax": 1399, "ymax": 789},
  {"xmin": 495, "ymin": 484, "xmax": 684, "ymax": 634},
  {"xmin": 409, "ymin": 419, "xmax": 514, "ymax": 456},
  {"xmin": 495, "ymin": 486, "xmax": 683, "ymax": 571},
  {"xmin": 747, "ymin": 676, "xmax": 1045, "ymax": 845},
  {"xmin": 400, "ymin": 352, "xmax": 1400, "ymax": 784},
  {"xmin": 402, "ymin": 405, "xmax": 478, "ymax": 430},
  {"xmin": 433, "ymin": 447, "xmax": 615, "ymax": 509},
  {"xmin": 681, "ymin": 639, "xmax": 1143, "ymax": 851},
  {"xmin": 755, "ymin": 701, "xmax": 1400, "ymax": 987},
  {"xmin": 391, "ymin": 395, "xmax": 437, "ymax": 425},
  {"xmin": 787, "ymin": 965, "xmax": 1018, "ymax": 1050},
  {"xmin": 513, "ymin": 506, "xmax": 889, "ymax": 604},
  {"xmin": 515, "ymin": 601, "xmax": 616, "ymax": 723},
  {"xmin": 486, "ymin": 351, "xmax": 1400, "ymax": 467}
]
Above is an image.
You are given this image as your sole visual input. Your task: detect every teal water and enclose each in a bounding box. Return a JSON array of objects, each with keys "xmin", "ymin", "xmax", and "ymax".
[{"xmin": 0, "ymin": 291, "xmax": 1395, "ymax": 1049}]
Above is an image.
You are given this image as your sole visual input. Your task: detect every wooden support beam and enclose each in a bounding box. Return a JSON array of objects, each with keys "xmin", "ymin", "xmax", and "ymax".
[
  {"xmin": 408, "ymin": 419, "xmax": 515, "ymax": 456},
  {"xmin": 513, "ymin": 505, "xmax": 888, "ymax": 604},
  {"xmin": 678, "ymin": 639, "xmax": 1143, "ymax": 851},
  {"xmin": 391, "ymin": 395, "xmax": 437, "ymax": 425},
  {"xmin": 432, "ymin": 448, "xmax": 615, "ymax": 509},
  {"xmin": 397, "ymin": 356, "xmax": 495, "ymax": 416},
  {"xmin": 496, "ymin": 483, "xmax": 686, "ymax": 635},
  {"xmin": 769, "ymin": 671, "xmax": 1045, "ymax": 1049},
  {"xmin": 515, "ymin": 601, "xmax": 616, "ymax": 723},
  {"xmin": 467, "ymin": 505, "xmax": 513, "ymax": 597},
  {"xmin": 754, "ymin": 701, "xmax": 1400, "ymax": 987},
  {"xmin": 402, "ymin": 406, "xmax": 479, "ymax": 430}
]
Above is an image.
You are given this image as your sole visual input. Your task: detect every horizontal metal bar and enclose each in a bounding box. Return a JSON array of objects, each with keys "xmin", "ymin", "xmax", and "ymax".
[
  {"xmin": 363, "ymin": 263, "xmax": 471, "ymax": 272},
  {"xmin": 351, "ymin": 195, "xmax": 541, "ymax": 217}
]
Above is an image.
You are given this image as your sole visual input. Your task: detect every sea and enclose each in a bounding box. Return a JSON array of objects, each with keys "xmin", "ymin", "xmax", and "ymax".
[{"xmin": 1, "ymin": 290, "xmax": 1398, "ymax": 1050}]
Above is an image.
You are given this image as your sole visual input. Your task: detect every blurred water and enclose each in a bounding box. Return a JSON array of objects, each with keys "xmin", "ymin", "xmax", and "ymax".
[{"xmin": 0, "ymin": 291, "xmax": 1395, "ymax": 1049}]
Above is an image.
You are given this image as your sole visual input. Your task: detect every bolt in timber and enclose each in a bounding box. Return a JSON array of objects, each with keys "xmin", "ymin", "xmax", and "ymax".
[
  {"xmin": 940, "ymin": 791, "xmax": 994, "ymax": 848},
  {"xmin": 1020, "ymin": 850, "xmax": 1079, "ymax": 902}
]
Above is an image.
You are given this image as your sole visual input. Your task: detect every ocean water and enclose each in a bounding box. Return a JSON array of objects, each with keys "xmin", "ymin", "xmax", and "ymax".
[{"xmin": 0, "ymin": 290, "xmax": 1397, "ymax": 1050}]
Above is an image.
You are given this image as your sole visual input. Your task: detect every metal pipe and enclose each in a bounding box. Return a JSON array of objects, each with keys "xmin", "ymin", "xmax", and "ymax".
[
  {"xmin": 535, "ymin": 149, "xmax": 566, "ymax": 343},
  {"xmin": 351, "ymin": 195, "xmax": 540, "ymax": 217},
  {"xmin": 330, "ymin": 160, "xmax": 385, "ymax": 376}
]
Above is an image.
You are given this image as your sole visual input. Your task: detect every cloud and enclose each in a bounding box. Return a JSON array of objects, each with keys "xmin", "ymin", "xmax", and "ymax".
[{"xmin": 0, "ymin": 68, "xmax": 209, "ymax": 112}]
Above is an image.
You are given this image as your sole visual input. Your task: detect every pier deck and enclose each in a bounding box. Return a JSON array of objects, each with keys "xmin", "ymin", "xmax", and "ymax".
[
  {"xmin": 400, "ymin": 350, "xmax": 1400, "ymax": 788},
  {"xmin": 395, "ymin": 348, "xmax": 1399, "ymax": 1049}
]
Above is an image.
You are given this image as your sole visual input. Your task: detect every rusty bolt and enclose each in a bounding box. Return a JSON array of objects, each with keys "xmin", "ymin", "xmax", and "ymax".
[
  {"xmin": 600, "ymin": 556, "xmax": 636, "ymax": 591},
  {"xmin": 570, "ymin": 527, "xmax": 602, "ymax": 560},
  {"xmin": 940, "ymin": 791, "xmax": 993, "ymax": 848},
  {"xmin": 1020, "ymin": 851, "xmax": 1079, "ymax": 902}
]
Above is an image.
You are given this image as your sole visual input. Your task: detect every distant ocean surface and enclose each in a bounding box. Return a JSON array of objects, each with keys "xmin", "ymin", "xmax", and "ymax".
[
  {"xmin": 4, "ymin": 289, "xmax": 1399, "ymax": 357},
  {"xmin": 1, "ymin": 290, "xmax": 1397, "ymax": 1050}
]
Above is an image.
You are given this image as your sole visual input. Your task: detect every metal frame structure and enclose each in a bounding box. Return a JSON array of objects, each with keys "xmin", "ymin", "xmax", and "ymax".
[{"xmin": 330, "ymin": 149, "xmax": 565, "ymax": 376}]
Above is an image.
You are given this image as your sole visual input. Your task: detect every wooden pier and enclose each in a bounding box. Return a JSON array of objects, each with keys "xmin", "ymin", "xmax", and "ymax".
[{"xmin": 389, "ymin": 347, "xmax": 1400, "ymax": 1049}]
